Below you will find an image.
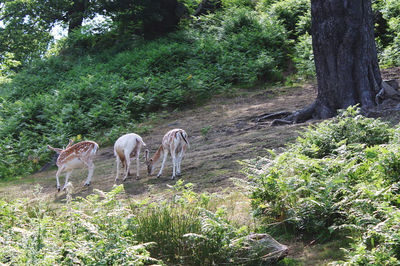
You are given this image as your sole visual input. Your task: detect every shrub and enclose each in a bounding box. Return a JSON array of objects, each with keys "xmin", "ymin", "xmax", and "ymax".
[
  {"xmin": 292, "ymin": 33, "xmax": 315, "ymax": 78},
  {"xmin": 222, "ymin": 0, "xmax": 255, "ymax": 9},
  {"xmin": 294, "ymin": 106, "xmax": 392, "ymax": 158},
  {"xmin": 374, "ymin": 0, "xmax": 400, "ymax": 66},
  {"xmin": 261, "ymin": 0, "xmax": 311, "ymax": 40},
  {"xmin": 380, "ymin": 30, "xmax": 400, "ymax": 67},
  {"xmin": 0, "ymin": 183, "xmax": 269, "ymax": 265}
]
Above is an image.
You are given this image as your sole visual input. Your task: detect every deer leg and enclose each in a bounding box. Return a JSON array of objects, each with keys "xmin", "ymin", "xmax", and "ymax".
[
  {"xmin": 123, "ymin": 151, "xmax": 131, "ymax": 181},
  {"xmin": 62, "ymin": 171, "xmax": 72, "ymax": 191},
  {"xmin": 84, "ymin": 160, "xmax": 94, "ymax": 186},
  {"xmin": 170, "ymin": 147, "xmax": 178, "ymax": 180},
  {"xmin": 135, "ymin": 150, "xmax": 140, "ymax": 180},
  {"xmin": 157, "ymin": 150, "xmax": 169, "ymax": 178},
  {"xmin": 171, "ymin": 155, "xmax": 177, "ymax": 180},
  {"xmin": 177, "ymin": 148, "xmax": 185, "ymax": 176},
  {"xmin": 56, "ymin": 167, "xmax": 63, "ymax": 192},
  {"xmin": 115, "ymin": 156, "xmax": 120, "ymax": 182}
]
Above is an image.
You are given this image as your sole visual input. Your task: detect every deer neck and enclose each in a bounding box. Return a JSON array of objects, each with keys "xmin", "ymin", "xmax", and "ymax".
[{"xmin": 151, "ymin": 145, "xmax": 164, "ymax": 165}]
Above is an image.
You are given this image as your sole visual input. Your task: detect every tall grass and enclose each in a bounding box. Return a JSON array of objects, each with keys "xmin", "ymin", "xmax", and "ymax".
[
  {"xmin": 0, "ymin": 185, "xmax": 156, "ymax": 265},
  {"xmin": 0, "ymin": 182, "xmax": 274, "ymax": 265},
  {"xmin": 132, "ymin": 180, "xmax": 250, "ymax": 265}
]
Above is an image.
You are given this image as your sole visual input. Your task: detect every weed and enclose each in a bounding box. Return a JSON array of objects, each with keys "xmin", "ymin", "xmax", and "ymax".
[{"xmin": 201, "ymin": 125, "xmax": 212, "ymax": 140}]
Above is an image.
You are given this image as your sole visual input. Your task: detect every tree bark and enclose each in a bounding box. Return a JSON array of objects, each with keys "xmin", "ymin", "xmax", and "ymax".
[
  {"xmin": 68, "ymin": 0, "xmax": 89, "ymax": 34},
  {"xmin": 194, "ymin": 0, "xmax": 222, "ymax": 16},
  {"xmin": 141, "ymin": 0, "xmax": 186, "ymax": 37},
  {"xmin": 279, "ymin": 0, "xmax": 383, "ymax": 123}
]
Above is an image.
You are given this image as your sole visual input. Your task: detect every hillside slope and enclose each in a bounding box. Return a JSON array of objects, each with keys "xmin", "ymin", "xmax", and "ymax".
[
  {"xmin": 0, "ymin": 84, "xmax": 316, "ymax": 201},
  {"xmin": 3, "ymin": 66, "xmax": 400, "ymax": 201}
]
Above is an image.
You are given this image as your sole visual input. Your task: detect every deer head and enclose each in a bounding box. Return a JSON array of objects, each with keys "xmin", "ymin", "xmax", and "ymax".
[{"xmin": 144, "ymin": 149, "xmax": 154, "ymax": 175}]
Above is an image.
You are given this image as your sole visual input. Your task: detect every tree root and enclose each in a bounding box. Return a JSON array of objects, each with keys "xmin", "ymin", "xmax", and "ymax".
[
  {"xmin": 257, "ymin": 79, "xmax": 400, "ymax": 127},
  {"xmin": 253, "ymin": 111, "xmax": 292, "ymax": 122},
  {"xmin": 269, "ymin": 119, "xmax": 293, "ymax": 126},
  {"xmin": 271, "ymin": 102, "xmax": 317, "ymax": 126}
]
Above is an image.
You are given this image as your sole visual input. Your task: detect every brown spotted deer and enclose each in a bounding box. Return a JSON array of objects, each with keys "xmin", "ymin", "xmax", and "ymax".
[
  {"xmin": 145, "ymin": 129, "xmax": 189, "ymax": 180},
  {"xmin": 47, "ymin": 140, "xmax": 99, "ymax": 191},
  {"xmin": 114, "ymin": 133, "xmax": 146, "ymax": 182}
]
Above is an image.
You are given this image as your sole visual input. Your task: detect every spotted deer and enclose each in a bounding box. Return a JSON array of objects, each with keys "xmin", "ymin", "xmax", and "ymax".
[
  {"xmin": 145, "ymin": 129, "xmax": 189, "ymax": 179},
  {"xmin": 47, "ymin": 140, "xmax": 99, "ymax": 191},
  {"xmin": 114, "ymin": 133, "xmax": 146, "ymax": 182}
]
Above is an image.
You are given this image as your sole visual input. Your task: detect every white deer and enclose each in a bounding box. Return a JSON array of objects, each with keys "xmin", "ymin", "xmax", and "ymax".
[
  {"xmin": 47, "ymin": 140, "xmax": 99, "ymax": 191},
  {"xmin": 145, "ymin": 129, "xmax": 189, "ymax": 179},
  {"xmin": 114, "ymin": 133, "xmax": 146, "ymax": 182}
]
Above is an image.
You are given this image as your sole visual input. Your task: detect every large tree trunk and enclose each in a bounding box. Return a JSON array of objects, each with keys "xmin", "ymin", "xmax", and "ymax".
[
  {"xmin": 276, "ymin": 0, "xmax": 383, "ymax": 124},
  {"xmin": 311, "ymin": 0, "xmax": 382, "ymax": 118}
]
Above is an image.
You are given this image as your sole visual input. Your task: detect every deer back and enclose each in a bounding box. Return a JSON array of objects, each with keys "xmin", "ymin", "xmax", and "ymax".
[{"xmin": 57, "ymin": 141, "xmax": 98, "ymax": 166}]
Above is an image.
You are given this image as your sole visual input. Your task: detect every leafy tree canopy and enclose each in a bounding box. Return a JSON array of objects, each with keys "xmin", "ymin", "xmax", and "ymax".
[{"xmin": 0, "ymin": 0, "xmax": 190, "ymax": 73}]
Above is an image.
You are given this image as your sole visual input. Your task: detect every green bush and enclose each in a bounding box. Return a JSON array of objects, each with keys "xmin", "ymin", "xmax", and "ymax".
[
  {"xmin": 292, "ymin": 33, "xmax": 314, "ymax": 78},
  {"xmin": 294, "ymin": 106, "xmax": 392, "ymax": 158},
  {"xmin": 261, "ymin": 0, "xmax": 310, "ymax": 39},
  {"xmin": 380, "ymin": 30, "xmax": 400, "ymax": 67},
  {"xmin": 255, "ymin": 0, "xmax": 312, "ymax": 77},
  {"xmin": 374, "ymin": 0, "xmax": 400, "ymax": 66},
  {"xmin": 246, "ymin": 106, "xmax": 400, "ymax": 263}
]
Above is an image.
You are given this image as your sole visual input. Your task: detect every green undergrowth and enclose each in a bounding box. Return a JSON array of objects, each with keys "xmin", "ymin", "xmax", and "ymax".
[
  {"xmin": 0, "ymin": 181, "xmax": 275, "ymax": 265},
  {"xmin": 245, "ymin": 106, "xmax": 400, "ymax": 264},
  {"xmin": 0, "ymin": 185, "xmax": 155, "ymax": 265}
]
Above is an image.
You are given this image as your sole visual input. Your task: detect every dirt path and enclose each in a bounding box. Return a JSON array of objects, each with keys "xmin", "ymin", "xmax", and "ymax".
[{"xmin": 0, "ymin": 84, "xmax": 317, "ymax": 201}]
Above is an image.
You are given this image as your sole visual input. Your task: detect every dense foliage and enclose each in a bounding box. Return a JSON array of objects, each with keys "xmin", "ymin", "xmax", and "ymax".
[
  {"xmin": 247, "ymin": 106, "xmax": 400, "ymax": 264},
  {"xmin": 374, "ymin": 0, "xmax": 400, "ymax": 67},
  {"xmin": 0, "ymin": 185, "xmax": 155, "ymax": 264},
  {"xmin": 0, "ymin": 182, "xmax": 272, "ymax": 265},
  {"xmin": 0, "ymin": 5, "xmax": 289, "ymax": 179},
  {"xmin": 0, "ymin": 0, "xmax": 195, "ymax": 69}
]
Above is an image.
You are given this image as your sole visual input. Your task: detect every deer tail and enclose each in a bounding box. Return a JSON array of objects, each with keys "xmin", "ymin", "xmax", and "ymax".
[{"xmin": 47, "ymin": 145, "xmax": 63, "ymax": 154}]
